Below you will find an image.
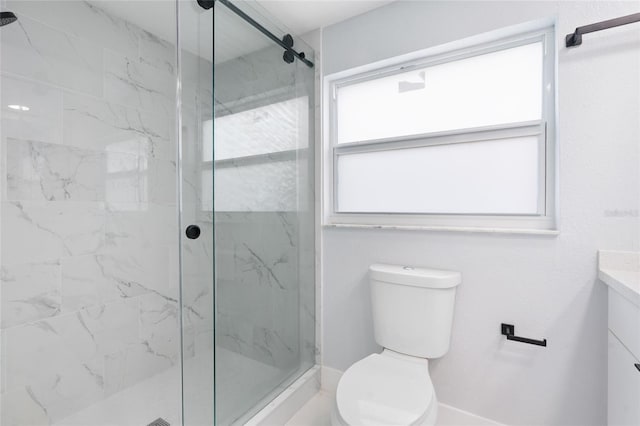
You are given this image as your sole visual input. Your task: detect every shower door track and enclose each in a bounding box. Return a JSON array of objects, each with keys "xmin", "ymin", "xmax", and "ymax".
[{"xmin": 197, "ymin": 0, "xmax": 314, "ymax": 67}]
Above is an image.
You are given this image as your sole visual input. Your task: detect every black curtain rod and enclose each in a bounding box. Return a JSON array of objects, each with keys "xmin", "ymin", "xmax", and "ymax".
[
  {"xmin": 566, "ymin": 12, "xmax": 640, "ymax": 47},
  {"xmin": 197, "ymin": 0, "xmax": 314, "ymax": 68}
]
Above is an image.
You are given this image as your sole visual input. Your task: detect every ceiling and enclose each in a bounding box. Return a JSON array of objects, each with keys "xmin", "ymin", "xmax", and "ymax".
[
  {"xmin": 255, "ymin": 1, "xmax": 394, "ymax": 36},
  {"xmin": 91, "ymin": 0, "xmax": 393, "ymax": 63}
]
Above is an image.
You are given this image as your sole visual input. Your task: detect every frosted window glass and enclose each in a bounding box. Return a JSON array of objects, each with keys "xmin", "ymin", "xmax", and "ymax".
[
  {"xmin": 202, "ymin": 96, "xmax": 309, "ymax": 212},
  {"xmin": 210, "ymin": 96, "xmax": 308, "ymax": 160},
  {"xmin": 337, "ymin": 42, "xmax": 543, "ymax": 144},
  {"xmin": 214, "ymin": 160, "xmax": 296, "ymax": 211},
  {"xmin": 336, "ymin": 137, "xmax": 540, "ymax": 214}
]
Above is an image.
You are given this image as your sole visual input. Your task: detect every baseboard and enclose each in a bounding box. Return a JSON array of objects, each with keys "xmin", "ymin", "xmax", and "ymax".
[
  {"xmin": 436, "ymin": 403, "xmax": 506, "ymax": 426},
  {"xmin": 246, "ymin": 365, "xmax": 321, "ymax": 426},
  {"xmin": 320, "ymin": 366, "xmax": 343, "ymax": 394}
]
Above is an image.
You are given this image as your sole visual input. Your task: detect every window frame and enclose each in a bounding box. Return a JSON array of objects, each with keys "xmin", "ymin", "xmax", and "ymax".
[{"xmin": 324, "ymin": 25, "xmax": 557, "ymax": 232}]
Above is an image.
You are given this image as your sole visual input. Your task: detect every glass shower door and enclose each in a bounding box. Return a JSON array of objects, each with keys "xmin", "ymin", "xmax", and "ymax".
[
  {"xmin": 177, "ymin": 1, "xmax": 215, "ymax": 426},
  {"xmin": 0, "ymin": 1, "xmax": 184, "ymax": 425},
  {"xmin": 179, "ymin": 1, "xmax": 315, "ymax": 424}
]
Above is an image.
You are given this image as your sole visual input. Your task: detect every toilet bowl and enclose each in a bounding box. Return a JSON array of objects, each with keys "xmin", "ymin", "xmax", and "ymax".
[
  {"xmin": 332, "ymin": 350, "xmax": 438, "ymax": 426},
  {"xmin": 332, "ymin": 264, "xmax": 461, "ymax": 426}
]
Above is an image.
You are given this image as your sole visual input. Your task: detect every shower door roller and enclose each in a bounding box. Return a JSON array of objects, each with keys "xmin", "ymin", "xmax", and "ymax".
[{"xmin": 185, "ymin": 225, "xmax": 201, "ymax": 240}]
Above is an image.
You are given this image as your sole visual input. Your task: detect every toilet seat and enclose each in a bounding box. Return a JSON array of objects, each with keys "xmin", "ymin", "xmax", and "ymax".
[{"xmin": 336, "ymin": 352, "xmax": 435, "ymax": 425}]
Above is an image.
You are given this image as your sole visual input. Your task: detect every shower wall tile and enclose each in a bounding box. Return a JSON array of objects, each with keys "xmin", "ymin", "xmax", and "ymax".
[
  {"xmin": 252, "ymin": 325, "xmax": 298, "ymax": 368},
  {"xmin": 104, "ymin": 151, "xmax": 150, "ymax": 205},
  {"xmin": 33, "ymin": 358, "xmax": 105, "ymax": 423},
  {"xmin": 139, "ymin": 292, "xmax": 181, "ymax": 364},
  {"xmin": 1, "ymin": 320, "xmax": 103, "ymax": 419},
  {"xmin": 215, "ymin": 212, "xmax": 302, "ymax": 369},
  {"xmin": 3, "ymin": 315, "xmax": 96, "ymax": 391},
  {"xmin": 0, "ymin": 261, "xmax": 61, "ymax": 328},
  {"xmin": 216, "ymin": 310, "xmax": 253, "ymax": 355},
  {"xmin": 78, "ymin": 300, "xmax": 140, "ymax": 357},
  {"xmin": 103, "ymin": 341, "xmax": 175, "ymax": 398},
  {"xmin": 94, "ymin": 248, "xmax": 171, "ymax": 299},
  {"xmin": 1, "ymin": 201, "xmax": 105, "ymax": 265},
  {"xmin": 60, "ymin": 255, "xmax": 117, "ymax": 313},
  {"xmin": 105, "ymin": 204, "xmax": 178, "ymax": 249},
  {"xmin": 0, "ymin": 386, "xmax": 50, "ymax": 426},
  {"xmin": 1, "ymin": 299, "xmax": 141, "ymax": 423},
  {"xmin": 5, "ymin": 0, "xmax": 140, "ymax": 59},
  {"xmin": 0, "ymin": 76, "xmax": 63, "ymax": 145},
  {"xmin": 148, "ymin": 159, "xmax": 177, "ymax": 204},
  {"xmin": 0, "ymin": 14, "xmax": 103, "ymax": 97},
  {"xmin": 104, "ymin": 49, "xmax": 175, "ymax": 117},
  {"xmin": 5, "ymin": 137, "xmax": 160, "ymax": 205},
  {"xmin": 138, "ymin": 30, "xmax": 176, "ymax": 75},
  {"xmin": 63, "ymin": 92, "xmax": 174, "ymax": 160},
  {"xmin": 6, "ymin": 138, "xmax": 106, "ymax": 202}
]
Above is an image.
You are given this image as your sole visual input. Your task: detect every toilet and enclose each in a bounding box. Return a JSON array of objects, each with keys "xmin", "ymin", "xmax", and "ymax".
[{"xmin": 332, "ymin": 264, "xmax": 462, "ymax": 426}]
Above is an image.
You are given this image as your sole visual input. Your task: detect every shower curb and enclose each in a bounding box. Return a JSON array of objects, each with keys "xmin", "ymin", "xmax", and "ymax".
[{"xmin": 244, "ymin": 365, "xmax": 321, "ymax": 426}]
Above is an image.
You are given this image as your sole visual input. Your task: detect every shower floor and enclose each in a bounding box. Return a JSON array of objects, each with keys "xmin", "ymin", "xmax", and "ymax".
[{"xmin": 53, "ymin": 347, "xmax": 281, "ymax": 426}]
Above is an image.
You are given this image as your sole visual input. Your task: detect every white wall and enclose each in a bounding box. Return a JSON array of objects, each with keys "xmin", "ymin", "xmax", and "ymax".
[{"xmin": 321, "ymin": 1, "xmax": 640, "ymax": 425}]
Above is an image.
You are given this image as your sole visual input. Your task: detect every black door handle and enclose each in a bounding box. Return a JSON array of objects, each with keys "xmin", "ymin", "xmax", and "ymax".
[
  {"xmin": 185, "ymin": 225, "xmax": 201, "ymax": 240},
  {"xmin": 635, "ymin": 363, "xmax": 640, "ymax": 372}
]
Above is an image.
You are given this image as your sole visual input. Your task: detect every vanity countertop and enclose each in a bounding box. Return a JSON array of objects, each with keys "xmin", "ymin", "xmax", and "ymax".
[{"xmin": 598, "ymin": 250, "xmax": 640, "ymax": 307}]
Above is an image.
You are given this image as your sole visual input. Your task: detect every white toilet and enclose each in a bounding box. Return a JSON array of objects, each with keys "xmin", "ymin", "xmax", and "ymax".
[{"xmin": 332, "ymin": 264, "xmax": 462, "ymax": 426}]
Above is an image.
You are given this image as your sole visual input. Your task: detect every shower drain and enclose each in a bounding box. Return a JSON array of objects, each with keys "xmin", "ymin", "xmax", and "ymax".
[{"xmin": 146, "ymin": 418, "xmax": 170, "ymax": 426}]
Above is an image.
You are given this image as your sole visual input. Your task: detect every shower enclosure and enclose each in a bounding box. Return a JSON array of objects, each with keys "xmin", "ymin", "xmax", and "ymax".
[{"xmin": 0, "ymin": 0, "xmax": 315, "ymax": 424}]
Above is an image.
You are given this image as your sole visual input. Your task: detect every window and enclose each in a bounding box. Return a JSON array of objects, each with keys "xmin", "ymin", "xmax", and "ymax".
[
  {"xmin": 325, "ymin": 26, "xmax": 556, "ymax": 231},
  {"xmin": 202, "ymin": 95, "xmax": 309, "ymax": 212}
]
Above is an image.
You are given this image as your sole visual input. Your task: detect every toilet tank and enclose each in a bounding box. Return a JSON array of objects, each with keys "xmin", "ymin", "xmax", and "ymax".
[{"xmin": 370, "ymin": 264, "xmax": 461, "ymax": 358}]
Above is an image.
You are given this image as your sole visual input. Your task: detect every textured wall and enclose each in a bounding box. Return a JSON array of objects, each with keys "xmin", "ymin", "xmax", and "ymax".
[{"xmin": 321, "ymin": 1, "xmax": 640, "ymax": 425}]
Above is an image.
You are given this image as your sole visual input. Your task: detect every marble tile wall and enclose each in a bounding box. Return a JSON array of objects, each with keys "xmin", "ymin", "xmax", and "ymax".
[{"xmin": 0, "ymin": 2, "xmax": 213, "ymax": 424}]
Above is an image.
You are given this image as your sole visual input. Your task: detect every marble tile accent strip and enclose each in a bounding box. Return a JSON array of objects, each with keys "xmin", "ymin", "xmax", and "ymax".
[{"xmin": 6, "ymin": 138, "xmax": 106, "ymax": 202}]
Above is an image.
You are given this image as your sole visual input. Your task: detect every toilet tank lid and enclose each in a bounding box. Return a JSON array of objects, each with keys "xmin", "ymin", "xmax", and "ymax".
[{"xmin": 370, "ymin": 264, "xmax": 461, "ymax": 288}]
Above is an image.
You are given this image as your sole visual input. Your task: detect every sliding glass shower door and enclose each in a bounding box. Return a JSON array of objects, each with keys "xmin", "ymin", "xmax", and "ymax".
[
  {"xmin": 0, "ymin": 1, "xmax": 184, "ymax": 425},
  {"xmin": 0, "ymin": 0, "xmax": 313, "ymax": 423},
  {"xmin": 179, "ymin": 1, "xmax": 315, "ymax": 424}
]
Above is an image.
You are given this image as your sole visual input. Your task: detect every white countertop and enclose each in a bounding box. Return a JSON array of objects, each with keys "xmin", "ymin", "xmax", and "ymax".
[{"xmin": 598, "ymin": 250, "xmax": 640, "ymax": 307}]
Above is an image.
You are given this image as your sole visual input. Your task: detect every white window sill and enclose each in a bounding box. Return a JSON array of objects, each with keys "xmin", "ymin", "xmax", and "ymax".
[{"xmin": 323, "ymin": 223, "xmax": 560, "ymax": 236}]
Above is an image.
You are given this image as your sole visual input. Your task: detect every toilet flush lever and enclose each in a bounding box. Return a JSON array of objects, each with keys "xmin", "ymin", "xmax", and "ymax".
[{"xmin": 501, "ymin": 323, "xmax": 547, "ymax": 347}]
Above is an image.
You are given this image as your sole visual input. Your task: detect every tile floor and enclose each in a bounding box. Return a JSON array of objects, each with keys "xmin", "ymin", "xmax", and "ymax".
[
  {"xmin": 285, "ymin": 391, "xmax": 333, "ymax": 426},
  {"xmin": 285, "ymin": 391, "xmax": 504, "ymax": 426}
]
